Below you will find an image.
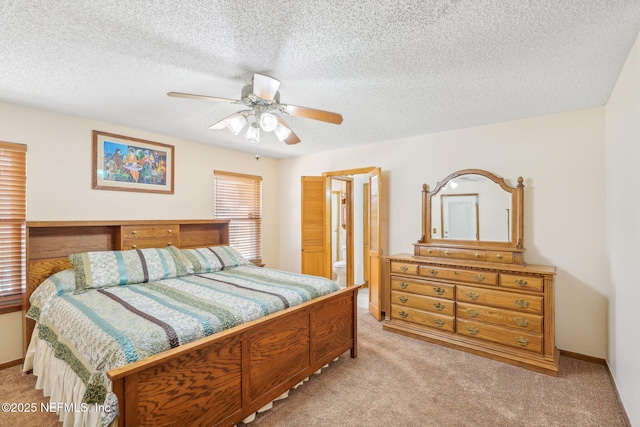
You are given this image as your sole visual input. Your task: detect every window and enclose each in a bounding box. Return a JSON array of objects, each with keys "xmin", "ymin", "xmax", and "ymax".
[
  {"xmin": 0, "ymin": 141, "xmax": 26, "ymax": 314},
  {"xmin": 213, "ymin": 171, "xmax": 262, "ymax": 262}
]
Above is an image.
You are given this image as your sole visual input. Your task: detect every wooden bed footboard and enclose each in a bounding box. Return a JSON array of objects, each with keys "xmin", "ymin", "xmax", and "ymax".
[{"xmin": 108, "ymin": 285, "xmax": 358, "ymax": 427}]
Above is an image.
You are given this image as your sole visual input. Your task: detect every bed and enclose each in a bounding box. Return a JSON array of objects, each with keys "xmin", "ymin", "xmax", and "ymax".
[{"xmin": 22, "ymin": 220, "xmax": 358, "ymax": 427}]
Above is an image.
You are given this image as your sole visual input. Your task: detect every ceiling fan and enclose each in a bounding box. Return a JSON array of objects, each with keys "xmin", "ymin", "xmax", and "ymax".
[{"xmin": 168, "ymin": 73, "xmax": 343, "ymax": 145}]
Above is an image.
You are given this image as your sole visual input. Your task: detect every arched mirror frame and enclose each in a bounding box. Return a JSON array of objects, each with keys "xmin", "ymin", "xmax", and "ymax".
[{"xmin": 416, "ymin": 169, "xmax": 525, "ymax": 265}]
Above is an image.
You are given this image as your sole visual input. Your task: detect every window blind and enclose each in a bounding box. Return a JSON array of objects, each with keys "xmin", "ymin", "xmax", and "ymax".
[
  {"xmin": 213, "ymin": 171, "xmax": 262, "ymax": 262},
  {"xmin": 0, "ymin": 141, "xmax": 26, "ymax": 314}
]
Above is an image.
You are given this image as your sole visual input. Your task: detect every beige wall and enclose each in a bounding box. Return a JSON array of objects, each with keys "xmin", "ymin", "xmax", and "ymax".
[
  {"xmin": 605, "ymin": 31, "xmax": 640, "ymax": 426},
  {"xmin": 0, "ymin": 101, "xmax": 280, "ymax": 364},
  {"xmin": 279, "ymin": 107, "xmax": 609, "ymax": 360}
]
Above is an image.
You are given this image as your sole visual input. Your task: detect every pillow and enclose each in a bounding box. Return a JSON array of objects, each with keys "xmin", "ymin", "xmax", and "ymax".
[
  {"xmin": 70, "ymin": 246, "xmax": 191, "ymax": 291},
  {"xmin": 180, "ymin": 245, "xmax": 252, "ymax": 273},
  {"xmin": 27, "ymin": 269, "xmax": 77, "ymax": 323},
  {"xmin": 208, "ymin": 245, "xmax": 253, "ymax": 268},
  {"xmin": 179, "ymin": 247, "xmax": 224, "ymax": 274}
]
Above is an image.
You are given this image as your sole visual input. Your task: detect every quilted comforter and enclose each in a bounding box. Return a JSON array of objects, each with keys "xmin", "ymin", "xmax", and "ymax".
[{"xmin": 27, "ymin": 265, "xmax": 339, "ymax": 413}]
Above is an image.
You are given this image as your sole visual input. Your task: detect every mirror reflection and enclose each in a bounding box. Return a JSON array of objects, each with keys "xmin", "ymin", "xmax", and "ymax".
[{"xmin": 431, "ymin": 174, "xmax": 512, "ymax": 242}]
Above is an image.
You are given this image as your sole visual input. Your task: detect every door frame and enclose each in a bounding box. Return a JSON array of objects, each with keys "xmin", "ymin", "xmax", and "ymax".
[{"xmin": 323, "ymin": 167, "xmax": 375, "ymax": 288}]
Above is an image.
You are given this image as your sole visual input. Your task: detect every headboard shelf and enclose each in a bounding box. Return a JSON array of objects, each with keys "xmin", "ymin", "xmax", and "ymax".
[{"xmin": 28, "ymin": 226, "xmax": 120, "ymax": 260}]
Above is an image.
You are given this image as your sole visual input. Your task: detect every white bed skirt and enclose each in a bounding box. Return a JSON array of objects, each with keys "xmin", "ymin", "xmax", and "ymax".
[
  {"xmin": 24, "ymin": 324, "xmax": 337, "ymax": 427},
  {"xmin": 23, "ymin": 325, "xmax": 118, "ymax": 427}
]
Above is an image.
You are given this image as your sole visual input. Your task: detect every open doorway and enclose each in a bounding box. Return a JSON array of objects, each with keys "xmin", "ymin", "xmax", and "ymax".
[
  {"xmin": 301, "ymin": 167, "xmax": 385, "ymax": 320},
  {"xmin": 329, "ymin": 174, "xmax": 369, "ymax": 288}
]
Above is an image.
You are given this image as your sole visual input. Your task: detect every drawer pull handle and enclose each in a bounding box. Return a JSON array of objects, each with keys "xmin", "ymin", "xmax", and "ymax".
[
  {"xmin": 429, "ymin": 269, "xmax": 438, "ymax": 276},
  {"xmin": 167, "ymin": 242, "xmax": 172, "ymax": 246},
  {"xmin": 427, "ymin": 249, "xmax": 433, "ymax": 253},
  {"xmin": 434, "ymin": 319, "xmax": 445, "ymax": 327},
  {"xmin": 433, "ymin": 287, "xmax": 445, "ymax": 295},
  {"xmin": 515, "ymin": 337, "xmax": 530, "ymax": 346},
  {"xmin": 167, "ymin": 229, "xmax": 172, "ymax": 233},
  {"xmin": 400, "ymin": 266, "xmax": 408, "ymax": 272},
  {"xmin": 514, "ymin": 318, "xmax": 529, "ymax": 327},
  {"xmin": 444, "ymin": 251, "xmax": 450, "ymax": 256},
  {"xmin": 474, "ymin": 274, "xmax": 485, "ymax": 282},
  {"xmin": 131, "ymin": 244, "xmax": 137, "ymax": 249},
  {"xmin": 474, "ymin": 253, "xmax": 480, "ymax": 258},
  {"xmin": 515, "ymin": 299, "xmax": 530, "ymax": 308},
  {"xmin": 399, "ymin": 296, "xmax": 408, "ymax": 303},
  {"xmin": 496, "ymin": 254, "xmax": 504, "ymax": 259},
  {"xmin": 433, "ymin": 302, "xmax": 445, "ymax": 311},
  {"xmin": 466, "ymin": 292, "xmax": 479, "ymax": 301},
  {"xmin": 514, "ymin": 279, "xmax": 528, "ymax": 287},
  {"xmin": 398, "ymin": 311, "xmax": 408, "ymax": 319},
  {"xmin": 132, "ymin": 230, "xmax": 137, "ymax": 234},
  {"xmin": 399, "ymin": 282, "xmax": 408, "ymax": 289},
  {"xmin": 466, "ymin": 309, "xmax": 479, "ymax": 317},
  {"xmin": 466, "ymin": 326, "xmax": 479, "ymax": 335}
]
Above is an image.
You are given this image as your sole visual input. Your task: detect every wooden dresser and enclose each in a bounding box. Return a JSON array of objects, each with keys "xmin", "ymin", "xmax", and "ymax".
[
  {"xmin": 383, "ymin": 169, "xmax": 559, "ymax": 376},
  {"xmin": 384, "ymin": 254, "xmax": 558, "ymax": 375}
]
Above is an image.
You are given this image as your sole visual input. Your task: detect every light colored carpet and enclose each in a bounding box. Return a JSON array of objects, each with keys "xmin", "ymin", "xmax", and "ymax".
[
  {"xmin": 244, "ymin": 308, "xmax": 625, "ymax": 427},
  {"xmin": 0, "ymin": 305, "xmax": 625, "ymax": 427}
]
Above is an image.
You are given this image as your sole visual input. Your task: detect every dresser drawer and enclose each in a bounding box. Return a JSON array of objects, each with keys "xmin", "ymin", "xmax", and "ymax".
[
  {"xmin": 390, "ymin": 277, "xmax": 455, "ymax": 300},
  {"xmin": 391, "ymin": 291, "xmax": 455, "ymax": 316},
  {"xmin": 122, "ymin": 225, "xmax": 178, "ymax": 249},
  {"xmin": 457, "ymin": 285, "xmax": 543, "ymax": 314},
  {"xmin": 486, "ymin": 250, "xmax": 514, "ymax": 264},
  {"xmin": 500, "ymin": 273, "xmax": 544, "ymax": 292},
  {"xmin": 457, "ymin": 319, "xmax": 543, "ymax": 353},
  {"xmin": 390, "ymin": 262, "xmax": 419, "ymax": 276},
  {"xmin": 438, "ymin": 248, "xmax": 486, "ymax": 262},
  {"xmin": 457, "ymin": 302, "xmax": 543, "ymax": 333},
  {"xmin": 415, "ymin": 246, "xmax": 440, "ymax": 257},
  {"xmin": 392, "ymin": 305, "xmax": 454, "ymax": 332},
  {"xmin": 419, "ymin": 266, "xmax": 498, "ymax": 286}
]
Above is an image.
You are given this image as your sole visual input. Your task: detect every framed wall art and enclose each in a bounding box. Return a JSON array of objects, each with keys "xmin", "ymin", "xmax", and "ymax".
[{"xmin": 92, "ymin": 130, "xmax": 175, "ymax": 194}]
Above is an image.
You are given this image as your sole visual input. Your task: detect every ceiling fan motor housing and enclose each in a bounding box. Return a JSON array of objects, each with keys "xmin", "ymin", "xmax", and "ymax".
[{"xmin": 241, "ymin": 84, "xmax": 280, "ymax": 108}]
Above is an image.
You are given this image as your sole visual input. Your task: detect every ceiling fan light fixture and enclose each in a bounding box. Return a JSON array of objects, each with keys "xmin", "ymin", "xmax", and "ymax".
[
  {"xmin": 244, "ymin": 123, "xmax": 260, "ymax": 144},
  {"xmin": 169, "ymin": 73, "xmax": 341, "ymax": 147},
  {"xmin": 227, "ymin": 115, "xmax": 247, "ymax": 135},
  {"xmin": 259, "ymin": 112, "xmax": 278, "ymax": 132},
  {"xmin": 273, "ymin": 123, "xmax": 292, "ymax": 142}
]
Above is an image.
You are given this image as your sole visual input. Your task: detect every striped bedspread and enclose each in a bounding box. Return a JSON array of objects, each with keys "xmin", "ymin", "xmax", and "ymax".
[{"xmin": 27, "ymin": 265, "xmax": 339, "ymax": 409}]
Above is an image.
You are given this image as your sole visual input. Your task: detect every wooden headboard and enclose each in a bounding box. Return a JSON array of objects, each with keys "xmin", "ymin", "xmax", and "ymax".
[{"xmin": 22, "ymin": 219, "xmax": 230, "ymax": 355}]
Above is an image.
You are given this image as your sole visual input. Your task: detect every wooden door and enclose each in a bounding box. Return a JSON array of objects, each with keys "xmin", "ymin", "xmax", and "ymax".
[
  {"xmin": 301, "ymin": 176, "xmax": 331, "ymax": 278},
  {"xmin": 345, "ymin": 178, "xmax": 354, "ymax": 287},
  {"xmin": 363, "ymin": 182, "xmax": 370, "ymax": 286},
  {"xmin": 368, "ymin": 168, "xmax": 384, "ymax": 320}
]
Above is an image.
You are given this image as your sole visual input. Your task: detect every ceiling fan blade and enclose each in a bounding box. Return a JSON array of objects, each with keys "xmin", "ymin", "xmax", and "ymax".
[
  {"xmin": 280, "ymin": 104, "xmax": 343, "ymax": 125},
  {"xmin": 167, "ymin": 92, "xmax": 241, "ymax": 104},
  {"xmin": 276, "ymin": 117, "xmax": 301, "ymax": 145},
  {"xmin": 252, "ymin": 74, "xmax": 280, "ymax": 101},
  {"xmin": 208, "ymin": 111, "xmax": 250, "ymax": 129}
]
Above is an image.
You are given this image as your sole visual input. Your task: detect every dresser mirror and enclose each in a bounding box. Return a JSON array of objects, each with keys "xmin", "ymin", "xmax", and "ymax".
[{"xmin": 416, "ymin": 169, "xmax": 525, "ymax": 264}]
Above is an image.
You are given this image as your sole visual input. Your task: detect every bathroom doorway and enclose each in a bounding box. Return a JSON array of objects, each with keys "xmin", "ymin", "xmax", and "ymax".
[
  {"xmin": 301, "ymin": 167, "xmax": 386, "ymax": 320},
  {"xmin": 330, "ymin": 177, "xmax": 352, "ymax": 287}
]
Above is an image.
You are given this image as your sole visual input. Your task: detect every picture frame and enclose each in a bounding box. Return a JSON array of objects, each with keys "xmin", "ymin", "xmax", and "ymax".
[{"xmin": 92, "ymin": 130, "xmax": 175, "ymax": 194}]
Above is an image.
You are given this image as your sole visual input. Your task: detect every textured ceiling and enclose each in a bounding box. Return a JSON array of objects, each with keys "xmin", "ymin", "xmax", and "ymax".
[{"xmin": 1, "ymin": 1, "xmax": 640, "ymax": 159}]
